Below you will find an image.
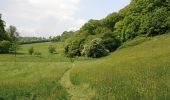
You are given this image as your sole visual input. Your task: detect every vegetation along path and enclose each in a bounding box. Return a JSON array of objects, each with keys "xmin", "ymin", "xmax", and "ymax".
[{"xmin": 60, "ymin": 63, "xmax": 95, "ymax": 100}]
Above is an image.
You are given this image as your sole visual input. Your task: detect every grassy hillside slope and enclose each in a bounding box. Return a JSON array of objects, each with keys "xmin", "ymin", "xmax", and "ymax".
[{"xmin": 70, "ymin": 33, "xmax": 170, "ymax": 99}]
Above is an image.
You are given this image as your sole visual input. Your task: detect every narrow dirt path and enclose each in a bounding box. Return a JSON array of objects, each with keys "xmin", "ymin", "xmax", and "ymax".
[{"xmin": 59, "ymin": 63, "xmax": 95, "ymax": 100}]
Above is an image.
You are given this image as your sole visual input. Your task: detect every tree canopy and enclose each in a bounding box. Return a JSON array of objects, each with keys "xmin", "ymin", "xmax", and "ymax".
[{"xmin": 62, "ymin": 0, "xmax": 170, "ymax": 58}]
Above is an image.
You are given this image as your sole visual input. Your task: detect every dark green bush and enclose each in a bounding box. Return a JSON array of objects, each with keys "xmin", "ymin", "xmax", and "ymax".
[
  {"xmin": 65, "ymin": 39, "xmax": 85, "ymax": 57},
  {"xmin": 28, "ymin": 47, "xmax": 34, "ymax": 55},
  {"xmin": 0, "ymin": 40, "xmax": 11, "ymax": 53},
  {"xmin": 102, "ymin": 32, "xmax": 121, "ymax": 52},
  {"xmin": 82, "ymin": 38, "xmax": 109, "ymax": 58},
  {"xmin": 48, "ymin": 45, "xmax": 56, "ymax": 54}
]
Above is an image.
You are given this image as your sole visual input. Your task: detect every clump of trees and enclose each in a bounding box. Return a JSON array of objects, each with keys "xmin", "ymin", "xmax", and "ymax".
[
  {"xmin": 62, "ymin": 0, "xmax": 170, "ymax": 58},
  {"xmin": 19, "ymin": 37, "xmax": 50, "ymax": 44},
  {"xmin": 49, "ymin": 36, "xmax": 61, "ymax": 42},
  {"xmin": 0, "ymin": 14, "xmax": 20, "ymax": 55}
]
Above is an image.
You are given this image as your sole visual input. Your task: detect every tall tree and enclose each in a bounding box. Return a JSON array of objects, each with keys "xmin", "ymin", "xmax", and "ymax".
[
  {"xmin": 0, "ymin": 14, "xmax": 7, "ymax": 41},
  {"xmin": 6, "ymin": 25, "xmax": 20, "ymax": 56}
]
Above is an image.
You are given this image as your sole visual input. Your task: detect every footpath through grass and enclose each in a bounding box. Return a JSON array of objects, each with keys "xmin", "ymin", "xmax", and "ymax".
[{"xmin": 0, "ymin": 34, "xmax": 170, "ymax": 99}]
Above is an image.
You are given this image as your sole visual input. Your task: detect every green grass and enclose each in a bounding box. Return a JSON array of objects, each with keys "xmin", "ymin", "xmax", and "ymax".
[
  {"xmin": 0, "ymin": 42, "xmax": 72, "ymax": 99},
  {"xmin": 0, "ymin": 62, "xmax": 71, "ymax": 100},
  {"xmin": 0, "ymin": 33, "xmax": 170, "ymax": 99},
  {"xmin": 70, "ymin": 33, "xmax": 170, "ymax": 100},
  {"xmin": 0, "ymin": 42, "xmax": 90, "ymax": 62}
]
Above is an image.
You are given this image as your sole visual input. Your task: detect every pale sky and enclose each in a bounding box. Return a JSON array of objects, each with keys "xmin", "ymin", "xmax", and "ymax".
[{"xmin": 0, "ymin": 0, "xmax": 131, "ymax": 37}]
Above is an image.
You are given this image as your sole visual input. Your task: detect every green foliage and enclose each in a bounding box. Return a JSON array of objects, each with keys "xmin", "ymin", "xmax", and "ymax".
[
  {"xmin": 82, "ymin": 38, "xmax": 109, "ymax": 58},
  {"xmin": 49, "ymin": 36, "xmax": 61, "ymax": 42},
  {"xmin": 6, "ymin": 25, "xmax": 20, "ymax": 56},
  {"xmin": 62, "ymin": 0, "xmax": 170, "ymax": 58},
  {"xmin": 9, "ymin": 42, "xmax": 20, "ymax": 55},
  {"xmin": 139, "ymin": 7, "xmax": 169, "ymax": 36},
  {"xmin": 60, "ymin": 31, "xmax": 74, "ymax": 42},
  {"xmin": 48, "ymin": 45, "xmax": 56, "ymax": 54},
  {"xmin": 19, "ymin": 37, "xmax": 50, "ymax": 44},
  {"xmin": 0, "ymin": 14, "xmax": 9, "ymax": 41},
  {"xmin": 28, "ymin": 47, "xmax": 34, "ymax": 55},
  {"xmin": 121, "ymin": 14, "xmax": 141, "ymax": 41},
  {"xmin": 102, "ymin": 13, "xmax": 122, "ymax": 31},
  {"xmin": 0, "ymin": 40, "xmax": 11, "ymax": 53},
  {"xmin": 65, "ymin": 39, "xmax": 85, "ymax": 57},
  {"xmin": 80, "ymin": 19, "xmax": 101, "ymax": 35},
  {"xmin": 6, "ymin": 25, "xmax": 19, "ymax": 42},
  {"xmin": 102, "ymin": 32, "xmax": 121, "ymax": 52}
]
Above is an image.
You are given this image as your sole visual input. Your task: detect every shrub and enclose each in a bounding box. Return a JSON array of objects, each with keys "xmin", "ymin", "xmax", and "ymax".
[
  {"xmin": 48, "ymin": 45, "xmax": 56, "ymax": 54},
  {"xmin": 102, "ymin": 32, "xmax": 121, "ymax": 52},
  {"xmin": 65, "ymin": 39, "xmax": 85, "ymax": 57},
  {"xmin": 0, "ymin": 40, "xmax": 11, "ymax": 53},
  {"xmin": 34, "ymin": 51, "xmax": 42, "ymax": 57},
  {"xmin": 82, "ymin": 38, "xmax": 109, "ymax": 58},
  {"xmin": 28, "ymin": 47, "xmax": 34, "ymax": 55}
]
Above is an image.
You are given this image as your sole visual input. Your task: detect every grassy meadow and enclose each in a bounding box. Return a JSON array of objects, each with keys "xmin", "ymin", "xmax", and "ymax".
[
  {"xmin": 0, "ymin": 42, "xmax": 72, "ymax": 99},
  {"xmin": 0, "ymin": 33, "xmax": 170, "ymax": 100},
  {"xmin": 70, "ymin": 33, "xmax": 170, "ymax": 99}
]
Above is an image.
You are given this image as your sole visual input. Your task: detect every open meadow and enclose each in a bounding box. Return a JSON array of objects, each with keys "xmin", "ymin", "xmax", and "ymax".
[{"xmin": 0, "ymin": 33, "xmax": 169, "ymax": 99}]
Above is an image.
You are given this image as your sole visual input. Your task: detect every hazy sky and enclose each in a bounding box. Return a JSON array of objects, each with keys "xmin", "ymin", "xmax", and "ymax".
[{"xmin": 0, "ymin": 0, "xmax": 131, "ymax": 37}]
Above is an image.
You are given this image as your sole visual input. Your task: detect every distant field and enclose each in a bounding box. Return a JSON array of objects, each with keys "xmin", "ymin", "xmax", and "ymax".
[
  {"xmin": 0, "ymin": 42, "xmax": 69, "ymax": 62},
  {"xmin": 0, "ymin": 34, "xmax": 170, "ymax": 99},
  {"xmin": 0, "ymin": 42, "xmax": 89, "ymax": 62}
]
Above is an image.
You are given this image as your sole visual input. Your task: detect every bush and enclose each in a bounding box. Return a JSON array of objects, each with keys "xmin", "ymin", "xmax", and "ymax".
[
  {"xmin": 82, "ymin": 38, "xmax": 109, "ymax": 58},
  {"xmin": 28, "ymin": 47, "xmax": 34, "ymax": 55},
  {"xmin": 48, "ymin": 45, "xmax": 56, "ymax": 54},
  {"xmin": 34, "ymin": 51, "xmax": 42, "ymax": 57},
  {"xmin": 102, "ymin": 32, "xmax": 121, "ymax": 52},
  {"xmin": 64, "ymin": 39, "xmax": 85, "ymax": 57},
  {"xmin": 0, "ymin": 40, "xmax": 11, "ymax": 53}
]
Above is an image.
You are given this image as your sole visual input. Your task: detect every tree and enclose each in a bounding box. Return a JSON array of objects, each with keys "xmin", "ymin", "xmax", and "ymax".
[
  {"xmin": 49, "ymin": 36, "xmax": 61, "ymax": 42},
  {"xmin": 80, "ymin": 19, "xmax": 101, "ymax": 35},
  {"xmin": 28, "ymin": 47, "xmax": 34, "ymax": 55},
  {"xmin": 102, "ymin": 13, "xmax": 122, "ymax": 31},
  {"xmin": 48, "ymin": 45, "xmax": 56, "ymax": 54},
  {"xmin": 61, "ymin": 31, "xmax": 74, "ymax": 42},
  {"xmin": 6, "ymin": 25, "xmax": 20, "ymax": 56},
  {"xmin": 0, "ymin": 14, "xmax": 8, "ymax": 41},
  {"xmin": 82, "ymin": 38, "xmax": 109, "ymax": 58}
]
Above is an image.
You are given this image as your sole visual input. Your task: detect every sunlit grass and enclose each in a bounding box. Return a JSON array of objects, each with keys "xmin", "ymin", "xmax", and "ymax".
[
  {"xmin": 0, "ymin": 33, "xmax": 170, "ymax": 99},
  {"xmin": 0, "ymin": 62, "xmax": 70, "ymax": 99},
  {"xmin": 70, "ymin": 33, "xmax": 170, "ymax": 99}
]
